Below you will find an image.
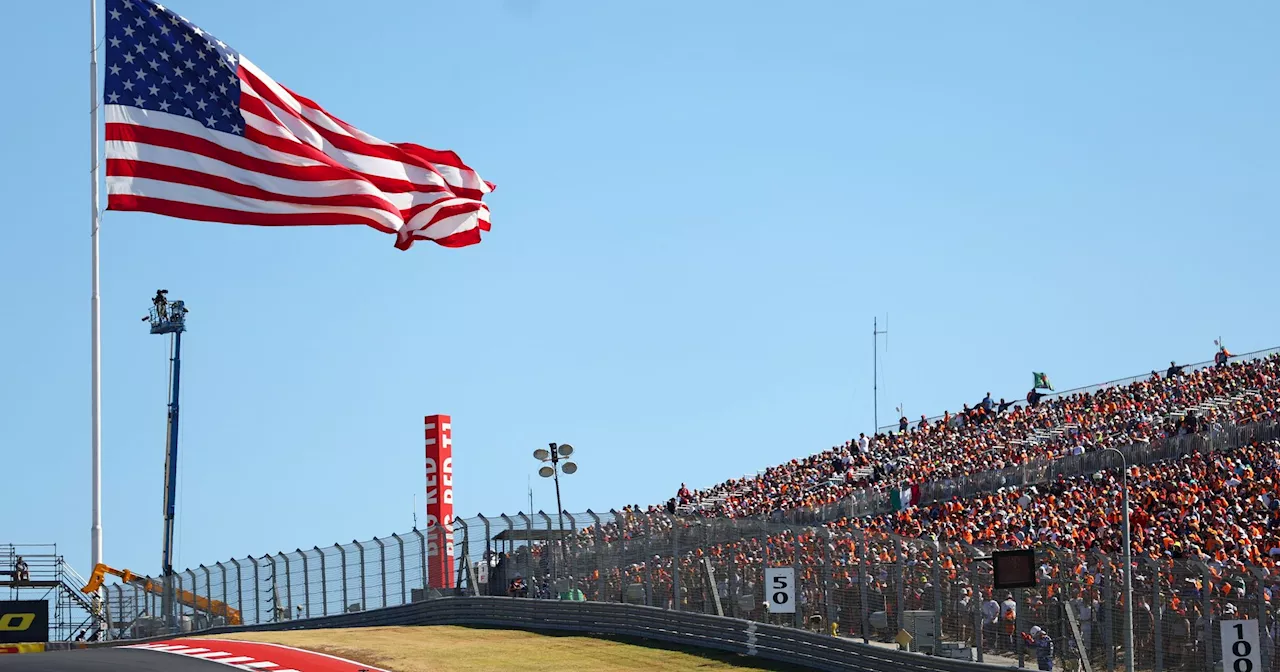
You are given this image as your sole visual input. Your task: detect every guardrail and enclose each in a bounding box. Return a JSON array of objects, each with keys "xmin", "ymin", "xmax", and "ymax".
[{"xmin": 103, "ymin": 597, "xmax": 1010, "ymax": 672}]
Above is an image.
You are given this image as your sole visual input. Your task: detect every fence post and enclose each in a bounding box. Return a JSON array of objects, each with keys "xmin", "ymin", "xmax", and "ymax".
[
  {"xmin": 821, "ymin": 530, "xmax": 834, "ymax": 632},
  {"xmin": 391, "ymin": 534, "xmax": 406, "ymax": 606},
  {"xmin": 931, "ymin": 547, "xmax": 943, "ymax": 618},
  {"xmin": 497, "ymin": 513, "xmax": 513, "ymax": 559},
  {"xmin": 642, "ymin": 515, "xmax": 654, "ymax": 607},
  {"xmin": 199, "ymin": 565, "xmax": 212, "ymax": 628},
  {"xmin": 609, "ymin": 509, "xmax": 625, "ymax": 604},
  {"xmin": 538, "ymin": 511, "xmax": 554, "ymax": 591},
  {"xmin": 354, "ymin": 540, "xmax": 367, "ymax": 612},
  {"xmin": 728, "ymin": 553, "xmax": 739, "ymax": 619},
  {"xmin": 411, "ymin": 528, "xmax": 427, "ymax": 593},
  {"xmin": 1255, "ymin": 567, "xmax": 1271, "ymax": 672},
  {"xmin": 972, "ymin": 557, "xmax": 983, "ymax": 663},
  {"xmin": 373, "ymin": 537, "xmax": 387, "ymax": 608},
  {"xmin": 337, "ymin": 543, "xmax": 348, "ymax": 614},
  {"xmin": 296, "ymin": 550, "xmax": 309, "ymax": 618},
  {"xmin": 215, "ymin": 562, "xmax": 228, "ymax": 622},
  {"xmin": 793, "ymin": 531, "xmax": 803, "ymax": 629},
  {"xmin": 457, "ymin": 519, "xmax": 472, "ymax": 594},
  {"xmin": 856, "ymin": 527, "xmax": 870, "ymax": 644},
  {"xmin": 896, "ymin": 537, "xmax": 905, "ymax": 635},
  {"xmin": 588, "ymin": 509, "xmax": 604, "ymax": 601},
  {"xmin": 230, "ymin": 558, "xmax": 244, "ymax": 624},
  {"xmin": 563, "ymin": 510, "xmax": 577, "ymax": 595},
  {"xmin": 671, "ymin": 516, "xmax": 681, "ymax": 612},
  {"xmin": 1201, "ymin": 563, "xmax": 1213, "ymax": 672},
  {"xmin": 518, "ymin": 512, "xmax": 534, "ymax": 593},
  {"xmin": 279, "ymin": 552, "xmax": 292, "ymax": 617},
  {"xmin": 1016, "ymin": 587, "xmax": 1027, "ymax": 668},
  {"xmin": 476, "ymin": 515, "xmax": 491, "ymax": 596},
  {"xmin": 1104, "ymin": 568, "xmax": 1115, "ymax": 672},
  {"xmin": 188, "ymin": 569, "xmax": 199, "ymax": 619},
  {"xmin": 263, "ymin": 555, "xmax": 278, "ymax": 622},
  {"xmin": 477, "ymin": 514, "xmax": 492, "ymax": 559},
  {"xmin": 314, "ymin": 547, "xmax": 327, "ymax": 617}
]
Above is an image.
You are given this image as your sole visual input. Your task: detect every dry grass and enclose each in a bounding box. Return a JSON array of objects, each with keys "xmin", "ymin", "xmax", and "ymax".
[{"xmin": 206, "ymin": 625, "xmax": 807, "ymax": 672}]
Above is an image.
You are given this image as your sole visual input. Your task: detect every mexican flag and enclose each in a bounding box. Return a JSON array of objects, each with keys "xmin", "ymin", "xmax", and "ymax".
[
  {"xmin": 891, "ymin": 484, "xmax": 921, "ymax": 511},
  {"xmin": 1033, "ymin": 372, "xmax": 1054, "ymax": 391}
]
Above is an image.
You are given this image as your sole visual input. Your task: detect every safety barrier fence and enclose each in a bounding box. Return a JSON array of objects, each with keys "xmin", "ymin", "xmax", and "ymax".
[
  {"xmin": 96, "ymin": 419, "xmax": 1280, "ymax": 672},
  {"xmin": 100, "ymin": 596, "xmax": 1006, "ymax": 672}
]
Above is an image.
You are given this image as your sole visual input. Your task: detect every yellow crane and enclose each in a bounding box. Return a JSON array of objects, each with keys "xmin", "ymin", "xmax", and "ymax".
[{"xmin": 82, "ymin": 563, "xmax": 242, "ymax": 626}]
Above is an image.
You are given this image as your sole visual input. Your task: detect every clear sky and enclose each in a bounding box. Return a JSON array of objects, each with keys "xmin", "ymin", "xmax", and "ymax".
[{"xmin": 1, "ymin": 0, "xmax": 1277, "ymax": 576}]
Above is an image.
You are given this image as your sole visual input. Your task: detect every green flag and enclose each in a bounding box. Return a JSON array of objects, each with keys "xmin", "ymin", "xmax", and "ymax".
[{"xmin": 1033, "ymin": 372, "xmax": 1054, "ymax": 391}]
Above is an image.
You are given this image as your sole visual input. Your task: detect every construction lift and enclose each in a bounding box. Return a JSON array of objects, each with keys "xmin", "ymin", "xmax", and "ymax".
[{"xmin": 81, "ymin": 563, "xmax": 241, "ymax": 627}]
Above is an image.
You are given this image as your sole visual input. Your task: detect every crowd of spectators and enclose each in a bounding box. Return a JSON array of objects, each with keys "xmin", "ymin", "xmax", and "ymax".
[
  {"xmin": 498, "ymin": 349, "xmax": 1280, "ymax": 670},
  {"xmin": 522, "ymin": 434, "xmax": 1277, "ymax": 665},
  {"xmin": 670, "ymin": 351, "xmax": 1280, "ymax": 520}
]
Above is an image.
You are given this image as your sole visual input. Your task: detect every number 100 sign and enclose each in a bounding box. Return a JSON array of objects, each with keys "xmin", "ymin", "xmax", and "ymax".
[
  {"xmin": 765, "ymin": 567, "xmax": 796, "ymax": 614},
  {"xmin": 1221, "ymin": 620, "xmax": 1262, "ymax": 672}
]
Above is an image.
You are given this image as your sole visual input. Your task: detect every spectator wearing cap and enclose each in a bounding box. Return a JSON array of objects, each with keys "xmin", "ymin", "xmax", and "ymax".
[{"xmin": 1021, "ymin": 626, "xmax": 1053, "ymax": 671}]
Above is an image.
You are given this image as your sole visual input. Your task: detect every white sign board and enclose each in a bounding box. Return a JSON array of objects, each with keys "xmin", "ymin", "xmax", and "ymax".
[
  {"xmin": 765, "ymin": 567, "xmax": 796, "ymax": 614},
  {"xmin": 1222, "ymin": 620, "xmax": 1262, "ymax": 672}
]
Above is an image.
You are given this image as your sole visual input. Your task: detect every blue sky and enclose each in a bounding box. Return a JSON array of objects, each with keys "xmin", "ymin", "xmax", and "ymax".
[{"xmin": 1, "ymin": 0, "xmax": 1277, "ymax": 576}]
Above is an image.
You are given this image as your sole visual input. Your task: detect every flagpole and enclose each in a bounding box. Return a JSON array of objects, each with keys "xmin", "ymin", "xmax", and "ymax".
[{"xmin": 90, "ymin": 0, "xmax": 103, "ymax": 573}]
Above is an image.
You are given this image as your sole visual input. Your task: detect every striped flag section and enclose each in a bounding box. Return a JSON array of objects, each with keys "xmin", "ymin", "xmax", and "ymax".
[{"xmin": 103, "ymin": 0, "xmax": 493, "ymax": 250}]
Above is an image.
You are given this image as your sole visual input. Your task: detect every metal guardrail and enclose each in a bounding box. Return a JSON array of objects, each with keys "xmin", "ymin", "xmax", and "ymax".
[{"xmin": 101, "ymin": 597, "xmax": 1011, "ymax": 672}]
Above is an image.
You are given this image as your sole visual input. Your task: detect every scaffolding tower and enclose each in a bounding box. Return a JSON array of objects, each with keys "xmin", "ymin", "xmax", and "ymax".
[{"xmin": 0, "ymin": 544, "xmax": 105, "ymax": 642}]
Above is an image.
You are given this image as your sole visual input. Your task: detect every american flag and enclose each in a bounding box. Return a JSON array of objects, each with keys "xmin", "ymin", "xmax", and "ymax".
[{"xmin": 104, "ymin": 0, "xmax": 494, "ymax": 250}]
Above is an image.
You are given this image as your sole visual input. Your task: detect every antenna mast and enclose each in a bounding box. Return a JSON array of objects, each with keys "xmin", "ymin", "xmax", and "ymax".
[{"xmin": 873, "ymin": 315, "xmax": 888, "ymax": 432}]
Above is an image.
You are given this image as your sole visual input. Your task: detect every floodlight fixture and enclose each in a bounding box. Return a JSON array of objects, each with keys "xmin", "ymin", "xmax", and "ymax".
[
  {"xmin": 561, "ymin": 461, "xmax": 577, "ymax": 475},
  {"xmin": 538, "ymin": 466, "xmax": 555, "ymax": 478},
  {"xmin": 557, "ymin": 444, "xmax": 574, "ymax": 458},
  {"xmin": 533, "ymin": 448, "xmax": 551, "ymax": 462}
]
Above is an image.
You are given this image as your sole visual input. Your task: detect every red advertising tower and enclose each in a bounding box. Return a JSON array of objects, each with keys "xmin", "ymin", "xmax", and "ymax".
[{"xmin": 423, "ymin": 415, "xmax": 455, "ymax": 589}]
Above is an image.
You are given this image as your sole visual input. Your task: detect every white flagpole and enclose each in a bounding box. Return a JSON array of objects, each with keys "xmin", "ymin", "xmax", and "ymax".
[{"xmin": 90, "ymin": 0, "xmax": 103, "ymax": 572}]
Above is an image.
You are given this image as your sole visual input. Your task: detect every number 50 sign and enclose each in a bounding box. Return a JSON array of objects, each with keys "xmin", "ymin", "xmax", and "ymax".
[
  {"xmin": 1221, "ymin": 620, "xmax": 1262, "ymax": 672},
  {"xmin": 765, "ymin": 567, "xmax": 795, "ymax": 614}
]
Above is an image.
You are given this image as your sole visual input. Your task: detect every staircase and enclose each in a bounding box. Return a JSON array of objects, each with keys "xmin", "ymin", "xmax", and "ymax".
[{"xmin": 0, "ymin": 543, "xmax": 103, "ymax": 641}]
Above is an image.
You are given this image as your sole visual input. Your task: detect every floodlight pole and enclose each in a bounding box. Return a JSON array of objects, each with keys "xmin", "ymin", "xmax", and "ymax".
[
  {"xmin": 547, "ymin": 443, "xmax": 565, "ymax": 543},
  {"xmin": 535, "ymin": 442, "xmax": 577, "ymax": 594},
  {"xmin": 1103, "ymin": 447, "xmax": 1134, "ymax": 672}
]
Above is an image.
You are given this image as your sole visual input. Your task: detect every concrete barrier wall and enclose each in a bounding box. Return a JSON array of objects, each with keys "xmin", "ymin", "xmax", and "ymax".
[{"xmin": 102, "ymin": 597, "xmax": 1012, "ymax": 672}]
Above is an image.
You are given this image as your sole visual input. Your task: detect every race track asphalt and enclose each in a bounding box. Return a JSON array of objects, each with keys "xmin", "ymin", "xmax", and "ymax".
[{"xmin": 0, "ymin": 647, "xmax": 227, "ymax": 671}]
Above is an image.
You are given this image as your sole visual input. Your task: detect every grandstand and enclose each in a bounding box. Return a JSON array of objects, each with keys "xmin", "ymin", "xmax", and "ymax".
[
  {"xmin": 81, "ymin": 347, "xmax": 1280, "ymax": 672},
  {"xmin": 670, "ymin": 347, "xmax": 1279, "ymax": 521}
]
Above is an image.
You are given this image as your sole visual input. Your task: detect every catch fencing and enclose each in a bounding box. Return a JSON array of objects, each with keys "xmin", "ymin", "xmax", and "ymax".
[{"xmin": 97, "ymin": 419, "xmax": 1280, "ymax": 672}]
